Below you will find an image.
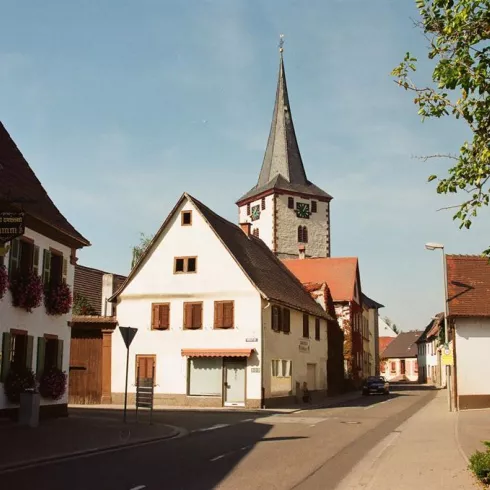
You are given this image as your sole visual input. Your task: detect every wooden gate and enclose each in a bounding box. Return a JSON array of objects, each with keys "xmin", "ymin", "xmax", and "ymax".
[{"xmin": 69, "ymin": 329, "xmax": 103, "ymax": 404}]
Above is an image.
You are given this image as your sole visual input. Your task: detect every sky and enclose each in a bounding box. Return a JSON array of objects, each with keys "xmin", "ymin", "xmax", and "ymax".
[{"xmin": 1, "ymin": 0, "xmax": 489, "ymax": 331}]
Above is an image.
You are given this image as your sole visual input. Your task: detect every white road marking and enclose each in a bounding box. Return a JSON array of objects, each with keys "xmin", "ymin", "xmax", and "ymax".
[
  {"xmin": 130, "ymin": 486, "xmax": 146, "ymax": 490},
  {"xmin": 195, "ymin": 423, "xmax": 230, "ymax": 432},
  {"xmin": 210, "ymin": 445, "xmax": 252, "ymax": 462},
  {"xmin": 210, "ymin": 454, "xmax": 226, "ymax": 462},
  {"xmin": 241, "ymin": 418, "xmax": 254, "ymax": 423}
]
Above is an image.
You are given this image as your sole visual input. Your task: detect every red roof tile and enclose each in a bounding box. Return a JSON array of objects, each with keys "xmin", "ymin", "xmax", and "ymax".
[
  {"xmin": 0, "ymin": 122, "xmax": 89, "ymax": 247},
  {"xmin": 446, "ymin": 255, "xmax": 490, "ymax": 317},
  {"xmin": 282, "ymin": 257, "xmax": 359, "ymax": 302},
  {"xmin": 379, "ymin": 336, "xmax": 395, "ymax": 355}
]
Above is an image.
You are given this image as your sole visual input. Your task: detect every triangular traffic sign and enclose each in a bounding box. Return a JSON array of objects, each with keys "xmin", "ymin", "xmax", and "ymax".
[{"xmin": 119, "ymin": 326, "xmax": 137, "ymax": 349}]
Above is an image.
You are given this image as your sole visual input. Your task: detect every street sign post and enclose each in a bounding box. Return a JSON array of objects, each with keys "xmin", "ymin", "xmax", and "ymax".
[{"xmin": 119, "ymin": 326, "xmax": 138, "ymax": 423}]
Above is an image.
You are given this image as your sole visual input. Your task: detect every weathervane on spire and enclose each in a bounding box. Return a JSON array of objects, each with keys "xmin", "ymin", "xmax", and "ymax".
[{"xmin": 279, "ymin": 34, "xmax": 284, "ymax": 53}]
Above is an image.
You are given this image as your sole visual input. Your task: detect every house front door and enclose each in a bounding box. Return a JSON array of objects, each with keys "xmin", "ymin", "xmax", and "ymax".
[
  {"xmin": 307, "ymin": 363, "xmax": 317, "ymax": 391},
  {"xmin": 400, "ymin": 360, "xmax": 406, "ymax": 375},
  {"xmin": 224, "ymin": 359, "xmax": 246, "ymax": 407}
]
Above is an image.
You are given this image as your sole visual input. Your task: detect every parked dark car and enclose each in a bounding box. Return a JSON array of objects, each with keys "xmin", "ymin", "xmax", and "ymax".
[{"xmin": 362, "ymin": 376, "xmax": 390, "ymax": 396}]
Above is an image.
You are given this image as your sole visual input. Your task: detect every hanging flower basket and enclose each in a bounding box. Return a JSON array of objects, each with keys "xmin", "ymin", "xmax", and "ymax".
[
  {"xmin": 9, "ymin": 271, "xmax": 44, "ymax": 312},
  {"xmin": 39, "ymin": 367, "xmax": 67, "ymax": 400},
  {"xmin": 45, "ymin": 281, "xmax": 72, "ymax": 316},
  {"xmin": 0, "ymin": 265, "xmax": 8, "ymax": 300},
  {"xmin": 4, "ymin": 367, "xmax": 37, "ymax": 404}
]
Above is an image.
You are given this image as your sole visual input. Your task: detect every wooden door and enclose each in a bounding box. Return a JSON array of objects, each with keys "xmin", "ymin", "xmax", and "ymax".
[
  {"xmin": 69, "ymin": 329, "xmax": 103, "ymax": 404},
  {"xmin": 307, "ymin": 363, "xmax": 317, "ymax": 391},
  {"xmin": 400, "ymin": 360, "xmax": 406, "ymax": 375}
]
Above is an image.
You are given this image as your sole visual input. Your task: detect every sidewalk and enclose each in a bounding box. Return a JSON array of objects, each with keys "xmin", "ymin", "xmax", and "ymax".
[
  {"xmin": 336, "ymin": 391, "xmax": 480, "ymax": 489},
  {"xmin": 0, "ymin": 413, "xmax": 181, "ymax": 473},
  {"xmin": 69, "ymin": 390, "xmax": 363, "ymax": 414},
  {"xmin": 457, "ymin": 406, "xmax": 490, "ymax": 461}
]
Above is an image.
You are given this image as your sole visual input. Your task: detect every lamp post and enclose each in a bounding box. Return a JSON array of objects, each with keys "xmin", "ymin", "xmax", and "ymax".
[{"xmin": 425, "ymin": 242, "xmax": 452, "ymax": 411}]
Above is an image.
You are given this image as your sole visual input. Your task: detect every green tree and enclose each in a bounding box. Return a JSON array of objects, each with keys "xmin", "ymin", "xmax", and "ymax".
[
  {"xmin": 131, "ymin": 233, "xmax": 154, "ymax": 269},
  {"xmin": 392, "ymin": 0, "xmax": 490, "ymax": 253},
  {"xmin": 383, "ymin": 316, "xmax": 400, "ymax": 334}
]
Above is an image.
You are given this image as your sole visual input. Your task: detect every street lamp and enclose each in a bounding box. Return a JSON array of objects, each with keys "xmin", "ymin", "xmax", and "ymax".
[{"xmin": 425, "ymin": 242, "xmax": 452, "ymax": 411}]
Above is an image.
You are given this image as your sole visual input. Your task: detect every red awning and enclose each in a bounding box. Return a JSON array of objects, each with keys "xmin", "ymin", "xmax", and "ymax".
[{"xmin": 181, "ymin": 348, "xmax": 254, "ymax": 358}]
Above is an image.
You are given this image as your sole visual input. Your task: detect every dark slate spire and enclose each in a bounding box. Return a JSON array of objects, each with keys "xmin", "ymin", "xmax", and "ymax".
[
  {"xmin": 237, "ymin": 41, "xmax": 332, "ymax": 204},
  {"xmin": 257, "ymin": 48, "xmax": 308, "ymax": 187}
]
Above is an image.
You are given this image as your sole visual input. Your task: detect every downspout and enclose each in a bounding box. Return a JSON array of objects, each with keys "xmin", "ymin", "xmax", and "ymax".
[{"xmin": 262, "ymin": 301, "xmax": 271, "ymax": 408}]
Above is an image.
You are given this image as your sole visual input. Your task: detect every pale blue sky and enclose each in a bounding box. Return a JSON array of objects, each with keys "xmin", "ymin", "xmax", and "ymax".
[{"xmin": 1, "ymin": 0, "xmax": 488, "ymax": 330}]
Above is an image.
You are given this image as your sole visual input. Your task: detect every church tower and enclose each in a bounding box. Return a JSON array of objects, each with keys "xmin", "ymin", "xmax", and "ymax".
[{"xmin": 236, "ymin": 40, "xmax": 333, "ymax": 259}]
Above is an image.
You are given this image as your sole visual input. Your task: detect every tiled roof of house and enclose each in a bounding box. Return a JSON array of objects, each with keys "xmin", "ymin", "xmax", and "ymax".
[
  {"xmin": 380, "ymin": 331, "xmax": 423, "ymax": 359},
  {"xmin": 0, "ymin": 122, "xmax": 90, "ymax": 247},
  {"xmin": 446, "ymin": 255, "xmax": 490, "ymax": 317},
  {"xmin": 111, "ymin": 193, "xmax": 333, "ymax": 321},
  {"xmin": 417, "ymin": 313, "xmax": 444, "ymax": 343},
  {"xmin": 74, "ymin": 264, "xmax": 127, "ymax": 316},
  {"xmin": 379, "ymin": 336, "xmax": 395, "ymax": 355},
  {"xmin": 282, "ymin": 257, "xmax": 359, "ymax": 303},
  {"xmin": 236, "ymin": 54, "xmax": 331, "ymax": 204}
]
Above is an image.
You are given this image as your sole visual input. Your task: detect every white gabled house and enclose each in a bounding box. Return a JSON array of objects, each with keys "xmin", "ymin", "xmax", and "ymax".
[
  {"xmin": 109, "ymin": 193, "xmax": 333, "ymax": 408},
  {"xmin": 0, "ymin": 122, "xmax": 90, "ymax": 418}
]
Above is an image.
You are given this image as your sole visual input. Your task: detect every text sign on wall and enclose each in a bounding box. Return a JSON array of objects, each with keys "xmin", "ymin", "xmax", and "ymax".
[
  {"xmin": 0, "ymin": 212, "xmax": 24, "ymax": 243},
  {"xmin": 299, "ymin": 339, "xmax": 310, "ymax": 353}
]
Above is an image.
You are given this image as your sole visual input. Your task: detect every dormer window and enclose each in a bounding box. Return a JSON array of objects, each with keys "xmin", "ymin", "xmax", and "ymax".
[{"xmin": 181, "ymin": 211, "xmax": 192, "ymax": 226}]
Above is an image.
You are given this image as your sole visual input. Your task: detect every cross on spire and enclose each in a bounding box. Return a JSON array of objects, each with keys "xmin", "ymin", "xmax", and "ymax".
[{"xmin": 279, "ymin": 34, "xmax": 285, "ymax": 53}]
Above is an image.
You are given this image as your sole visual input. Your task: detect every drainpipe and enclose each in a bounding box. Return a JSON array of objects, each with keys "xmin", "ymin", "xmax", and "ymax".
[{"xmin": 262, "ymin": 301, "xmax": 271, "ymax": 408}]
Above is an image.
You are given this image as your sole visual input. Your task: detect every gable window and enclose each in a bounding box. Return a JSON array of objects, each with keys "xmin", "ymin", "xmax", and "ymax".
[
  {"xmin": 184, "ymin": 302, "xmax": 203, "ymax": 329},
  {"xmin": 181, "ymin": 211, "xmax": 192, "ymax": 226},
  {"xmin": 315, "ymin": 318, "xmax": 321, "ymax": 340},
  {"xmin": 246, "ymin": 203, "xmax": 251, "ymax": 215},
  {"xmin": 8, "ymin": 238, "xmax": 40, "ymax": 280},
  {"xmin": 272, "ymin": 305, "xmax": 282, "ymax": 332},
  {"xmin": 282, "ymin": 308, "xmax": 291, "ymax": 334},
  {"xmin": 214, "ymin": 301, "xmax": 234, "ymax": 329},
  {"xmin": 261, "ymin": 197, "xmax": 266, "ymax": 210},
  {"xmin": 151, "ymin": 303, "xmax": 170, "ymax": 330},
  {"xmin": 303, "ymin": 314, "xmax": 309, "ymax": 338},
  {"xmin": 136, "ymin": 355, "xmax": 156, "ymax": 386},
  {"xmin": 36, "ymin": 335, "xmax": 63, "ymax": 377},
  {"xmin": 311, "ymin": 201, "xmax": 317, "ymax": 213},
  {"xmin": 1, "ymin": 330, "xmax": 34, "ymax": 382},
  {"xmin": 252, "ymin": 228, "xmax": 259, "ymax": 238},
  {"xmin": 288, "ymin": 197, "xmax": 294, "ymax": 209},
  {"xmin": 174, "ymin": 257, "xmax": 197, "ymax": 274},
  {"xmin": 298, "ymin": 226, "xmax": 308, "ymax": 243}
]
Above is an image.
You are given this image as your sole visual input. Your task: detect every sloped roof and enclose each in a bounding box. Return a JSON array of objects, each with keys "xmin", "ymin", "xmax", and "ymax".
[
  {"xmin": 74, "ymin": 264, "xmax": 127, "ymax": 316},
  {"xmin": 379, "ymin": 336, "xmax": 395, "ymax": 354},
  {"xmin": 237, "ymin": 54, "xmax": 331, "ymax": 204},
  {"xmin": 0, "ymin": 122, "xmax": 90, "ymax": 247},
  {"xmin": 417, "ymin": 313, "xmax": 444, "ymax": 343},
  {"xmin": 282, "ymin": 257, "xmax": 359, "ymax": 303},
  {"xmin": 111, "ymin": 193, "xmax": 332, "ymax": 320},
  {"xmin": 446, "ymin": 255, "xmax": 490, "ymax": 317},
  {"xmin": 361, "ymin": 293, "xmax": 384, "ymax": 310},
  {"xmin": 381, "ymin": 331, "xmax": 423, "ymax": 359}
]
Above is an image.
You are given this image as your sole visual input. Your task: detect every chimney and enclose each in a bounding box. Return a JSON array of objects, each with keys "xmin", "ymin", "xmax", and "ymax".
[
  {"xmin": 240, "ymin": 222, "xmax": 252, "ymax": 236},
  {"xmin": 299, "ymin": 245, "xmax": 306, "ymax": 260}
]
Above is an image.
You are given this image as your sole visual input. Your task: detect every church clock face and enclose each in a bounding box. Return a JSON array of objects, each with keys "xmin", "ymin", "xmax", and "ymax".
[
  {"xmin": 251, "ymin": 205, "xmax": 261, "ymax": 221},
  {"xmin": 296, "ymin": 202, "xmax": 310, "ymax": 219}
]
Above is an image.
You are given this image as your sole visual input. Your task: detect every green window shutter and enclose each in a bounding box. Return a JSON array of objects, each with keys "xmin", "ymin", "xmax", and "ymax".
[
  {"xmin": 57, "ymin": 339, "xmax": 64, "ymax": 370},
  {"xmin": 26, "ymin": 335, "xmax": 34, "ymax": 370},
  {"xmin": 33, "ymin": 246, "xmax": 40, "ymax": 275},
  {"xmin": 62, "ymin": 257, "xmax": 68, "ymax": 283},
  {"xmin": 42, "ymin": 250, "xmax": 51, "ymax": 286},
  {"xmin": 8, "ymin": 238, "xmax": 20, "ymax": 278},
  {"xmin": 36, "ymin": 337, "xmax": 46, "ymax": 377},
  {"xmin": 1, "ymin": 332, "xmax": 11, "ymax": 382}
]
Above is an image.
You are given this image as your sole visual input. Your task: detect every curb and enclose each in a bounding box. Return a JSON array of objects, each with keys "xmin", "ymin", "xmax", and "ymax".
[{"xmin": 0, "ymin": 425, "xmax": 185, "ymax": 475}]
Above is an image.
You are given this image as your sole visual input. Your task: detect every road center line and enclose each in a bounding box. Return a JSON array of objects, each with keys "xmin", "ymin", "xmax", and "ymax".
[
  {"xmin": 210, "ymin": 445, "xmax": 252, "ymax": 462},
  {"xmin": 130, "ymin": 486, "xmax": 146, "ymax": 490}
]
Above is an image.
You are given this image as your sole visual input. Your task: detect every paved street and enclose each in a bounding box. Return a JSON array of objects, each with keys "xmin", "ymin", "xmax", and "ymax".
[{"xmin": 0, "ymin": 386, "xmax": 437, "ymax": 490}]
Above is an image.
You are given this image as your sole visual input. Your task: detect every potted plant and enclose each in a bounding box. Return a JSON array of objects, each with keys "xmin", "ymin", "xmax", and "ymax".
[
  {"xmin": 0, "ymin": 264, "xmax": 8, "ymax": 300},
  {"xmin": 39, "ymin": 367, "xmax": 67, "ymax": 400},
  {"xmin": 9, "ymin": 271, "xmax": 43, "ymax": 312},
  {"xmin": 4, "ymin": 367, "xmax": 37, "ymax": 404},
  {"xmin": 45, "ymin": 281, "xmax": 72, "ymax": 316}
]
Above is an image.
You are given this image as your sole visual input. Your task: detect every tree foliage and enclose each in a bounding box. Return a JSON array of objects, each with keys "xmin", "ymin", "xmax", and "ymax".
[
  {"xmin": 383, "ymin": 316, "xmax": 400, "ymax": 334},
  {"xmin": 392, "ymin": 0, "xmax": 490, "ymax": 253},
  {"xmin": 131, "ymin": 233, "xmax": 154, "ymax": 269}
]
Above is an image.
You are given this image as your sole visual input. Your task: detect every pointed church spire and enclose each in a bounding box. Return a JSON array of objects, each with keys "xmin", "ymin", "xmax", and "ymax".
[{"xmin": 257, "ymin": 35, "xmax": 308, "ymax": 187}]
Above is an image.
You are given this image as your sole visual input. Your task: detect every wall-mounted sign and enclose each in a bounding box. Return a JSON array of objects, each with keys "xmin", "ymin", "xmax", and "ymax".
[
  {"xmin": 246, "ymin": 337, "xmax": 258, "ymax": 343},
  {"xmin": 299, "ymin": 339, "xmax": 310, "ymax": 353},
  {"xmin": 442, "ymin": 350, "xmax": 454, "ymax": 366},
  {"xmin": 251, "ymin": 367, "xmax": 260, "ymax": 373},
  {"xmin": 0, "ymin": 212, "xmax": 24, "ymax": 243}
]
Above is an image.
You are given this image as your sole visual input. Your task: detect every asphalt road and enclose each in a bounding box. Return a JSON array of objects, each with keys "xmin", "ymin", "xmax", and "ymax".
[{"xmin": 1, "ymin": 386, "xmax": 436, "ymax": 490}]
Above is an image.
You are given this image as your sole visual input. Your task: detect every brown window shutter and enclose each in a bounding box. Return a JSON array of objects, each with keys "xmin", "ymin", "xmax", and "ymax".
[
  {"xmin": 160, "ymin": 304, "xmax": 170, "ymax": 329},
  {"xmin": 223, "ymin": 302, "xmax": 234, "ymax": 328},
  {"xmin": 272, "ymin": 306, "xmax": 280, "ymax": 332},
  {"xmin": 192, "ymin": 304, "xmax": 202, "ymax": 329},
  {"xmin": 151, "ymin": 304, "xmax": 160, "ymax": 330},
  {"xmin": 184, "ymin": 303, "xmax": 193, "ymax": 329},
  {"xmin": 214, "ymin": 302, "xmax": 224, "ymax": 328}
]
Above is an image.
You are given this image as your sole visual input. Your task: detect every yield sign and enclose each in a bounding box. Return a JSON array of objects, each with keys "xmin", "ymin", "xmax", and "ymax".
[{"xmin": 119, "ymin": 326, "xmax": 138, "ymax": 349}]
